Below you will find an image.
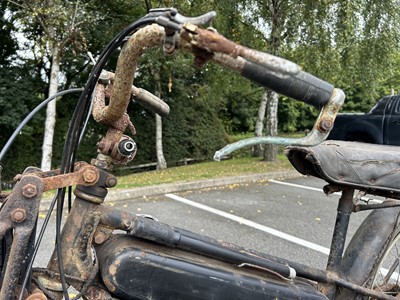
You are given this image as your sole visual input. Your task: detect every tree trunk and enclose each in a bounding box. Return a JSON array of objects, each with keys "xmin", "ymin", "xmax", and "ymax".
[
  {"xmin": 263, "ymin": 90, "xmax": 279, "ymax": 162},
  {"xmin": 252, "ymin": 88, "xmax": 268, "ymax": 157},
  {"xmin": 155, "ymin": 113, "xmax": 167, "ymax": 170},
  {"xmin": 41, "ymin": 43, "xmax": 60, "ymax": 171},
  {"xmin": 153, "ymin": 68, "xmax": 167, "ymax": 170}
]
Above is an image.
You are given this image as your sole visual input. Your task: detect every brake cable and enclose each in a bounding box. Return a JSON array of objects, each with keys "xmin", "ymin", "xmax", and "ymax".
[
  {"xmin": 16, "ymin": 13, "xmax": 161, "ymax": 300},
  {"xmin": 54, "ymin": 15, "xmax": 160, "ymax": 300},
  {"xmin": 0, "ymin": 88, "xmax": 84, "ymax": 162},
  {"xmin": 18, "ymin": 8, "xmax": 213, "ymax": 298}
]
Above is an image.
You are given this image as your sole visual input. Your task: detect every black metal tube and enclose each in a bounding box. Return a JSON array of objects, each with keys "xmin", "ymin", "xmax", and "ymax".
[
  {"xmin": 354, "ymin": 199, "xmax": 400, "ymax": 212},
  {"xmin": 127, "ymin": 216, "xmax": 295, "ymax": 279},
  {"xmin": 98, "ymin": 206, "xmax": 137, "ymax": 230},
  {"xmin": 321, "ymin": 188, "xmax": 354, "ymax": 299},
  {"xmin": 100, "ymin": 208, "xmax": 396, "ymax": 299},
  {"xmin": 327, "ymin": 188, "xmax": 354, "ymax": 272}
]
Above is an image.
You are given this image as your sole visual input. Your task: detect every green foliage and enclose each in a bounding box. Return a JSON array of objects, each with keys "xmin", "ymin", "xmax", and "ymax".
[
  {"xmin": 0, "ymin": 1, "xmax": 17, "ymax": 65},
  {"xmin": 278, "ymin": 99, "xmax": 312, "ymax": 132},
  {"xmin": 3, "ymin": 0, "xmax": 400, "ymax": 178},
  {"xmin": 127, "ymin": 49, "xmax": 227, "ymax": 165},
  {"xmin": 116, "ymin": 155, "xmax": 291, "ymax": 188},
  {"xmin": 287, "ymin": 0, "xmax": 400, "ymax": 114},
  {"xmin": 0, "ymin": 65, "xmax": 44, "ymax": 179}
]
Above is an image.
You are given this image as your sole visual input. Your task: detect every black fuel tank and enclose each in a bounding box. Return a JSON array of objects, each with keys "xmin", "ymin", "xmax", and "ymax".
[{"xmin": 96, "ymin": 235, "xmax": 327, "ymax": 300}]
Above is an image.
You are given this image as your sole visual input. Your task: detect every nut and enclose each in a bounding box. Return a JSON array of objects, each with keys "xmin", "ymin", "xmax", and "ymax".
[
  {"xmin": 93, "ymin": 231, "xmax": 107, "ymax": 245},
  {"xmin": 22, "ymin": 184, "xmax": 37, "ymax": 198},
  {"xmin": 11, "ymin": 208, "xmax": 26, "ymax": 223},
  {"xmin": 83, "ymin": 169, "xmax": 98, "ymax": 184}
]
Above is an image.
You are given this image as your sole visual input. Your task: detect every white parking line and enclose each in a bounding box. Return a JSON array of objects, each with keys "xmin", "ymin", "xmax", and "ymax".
[
  {"xmin": 268, "ymin": 180, "xmax": 334, "ymax": 194},
  {"xmin": 268, "ymin": 179, "xmax": 383, "ymax": 204},
  {"xmin": 165, "ymin": 193, "xmax": 331, "ymax": 255}
]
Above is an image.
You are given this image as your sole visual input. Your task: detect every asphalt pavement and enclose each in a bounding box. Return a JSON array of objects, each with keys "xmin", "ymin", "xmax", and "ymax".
[
  {"xmin": 39, "ymin": 169, "xmax": 300, "ymax": 211},
  {"xmin": 35, "ymin": 169, "xmax": 370, "ymax": 270}
]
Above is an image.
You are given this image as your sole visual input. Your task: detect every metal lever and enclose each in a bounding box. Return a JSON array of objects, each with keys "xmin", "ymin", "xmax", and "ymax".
[
  {"xmin": 214, "ymin": 89, "xmax": 345, "ymax": 160},
  {"xmin": 149, "ymin": 8, "xmax": 216, "ymax": 26},
  {"xmin": 173, "ymin": 11, "xmax": 216, "ymax": 26}
]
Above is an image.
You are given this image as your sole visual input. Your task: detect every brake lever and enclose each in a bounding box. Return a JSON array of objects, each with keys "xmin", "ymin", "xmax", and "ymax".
[
  {"xmin": 173, "ymin": 11, "xmax": 216, "ymax": 26},
  {"xmin": 150, "ymin": 8, "xmax": 216, "ymax": 29}
]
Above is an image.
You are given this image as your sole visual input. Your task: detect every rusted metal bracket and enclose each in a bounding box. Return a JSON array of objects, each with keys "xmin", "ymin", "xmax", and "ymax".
[
  {"xmin": 0, "ymin": 163, "xmax": 106, "ymax": 298},
  {"xmin": 95, "ymin": 24, "xmax": 165, "ymax": 124},
  {"xmin": 91, "ymin": 24, "xmax": 167, "ymax": 166},
  {"xmin": 13, "ymin": 162, "xmax": 101, "ymax": 192},
  {"xmin": 42, "ymin": 167, "xmax": 117, "ymax": 296},
  {"xmin": 93, "ymin": 77, "xmax": 136, "ymax": 166},
  {"xmin": 43, "ymin": 163, "xmax": 100, "ymax": 191},
  {"xmin": 0, "ymin": 173, "xmax": 45, "ymax": 299}
]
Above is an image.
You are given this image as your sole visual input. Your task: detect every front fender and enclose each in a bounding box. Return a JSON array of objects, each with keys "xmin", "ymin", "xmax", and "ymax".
[{"xmin": 336, "ymin": 206, "xmax": 400, "ymax": 298}]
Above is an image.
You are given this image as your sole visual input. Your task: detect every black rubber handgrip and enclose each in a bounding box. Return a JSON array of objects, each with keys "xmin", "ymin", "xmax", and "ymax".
[
  {"xmin": 241, "ymin": 61, "xmax": 334, "ymax": 109},
  {"xmin": 133, "ymin": 88, "xmax": 170, "ymax": 116}
]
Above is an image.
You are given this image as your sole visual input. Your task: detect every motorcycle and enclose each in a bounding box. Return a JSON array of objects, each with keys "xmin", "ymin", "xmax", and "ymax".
[{"xmin": 1, "ymin": 8, "xmax": 400, "ymax": 300}]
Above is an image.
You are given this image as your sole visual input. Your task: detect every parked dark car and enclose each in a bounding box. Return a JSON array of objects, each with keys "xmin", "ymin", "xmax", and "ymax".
[{"xmin": 328, "ymin": 94, "xmax": 400, "ymax": 145}]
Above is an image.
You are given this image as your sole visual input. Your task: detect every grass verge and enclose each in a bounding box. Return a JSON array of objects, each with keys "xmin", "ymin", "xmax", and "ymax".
[{"xmin": 116, "ymin": 152, "xmax": 293, "ymax": 189}]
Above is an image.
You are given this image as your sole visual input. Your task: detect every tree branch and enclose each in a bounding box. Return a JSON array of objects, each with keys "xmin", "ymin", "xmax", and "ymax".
[
  {"xmin": 238, "ymin": 19, "xmax": 268, "ymax": 43},
  {"xmin": 23, "ymin": 1, "xmax": 53, "ymax": 38},
  {"xmin": 5, "ymin": 0, "xmax": 24, "ymax": 9}
]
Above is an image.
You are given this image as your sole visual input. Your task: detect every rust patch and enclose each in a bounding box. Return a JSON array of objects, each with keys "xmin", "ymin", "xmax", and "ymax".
[
  {"xmin": 109, "ymin": 259, "xmax": 121, "ymax": 276},
  {"xmin": 43, "ymin": 163, "xmax": 99, "ymax": 191}
]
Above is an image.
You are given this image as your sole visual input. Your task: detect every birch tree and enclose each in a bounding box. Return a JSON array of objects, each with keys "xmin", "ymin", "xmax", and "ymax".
[
  {"xmin": 9, "ymin": 0, "xmax": 89, "ymax": 170},
  {"xmin": 152, "ymin": 68, "xmax": 167, "ymax": 170},
  {"xmin": 242, "ymin": 0, "xmax": 400, "ymax": 160},
  {"xmin": 242, "ymin": 0, "xmax": 302, "ymax": 160}
]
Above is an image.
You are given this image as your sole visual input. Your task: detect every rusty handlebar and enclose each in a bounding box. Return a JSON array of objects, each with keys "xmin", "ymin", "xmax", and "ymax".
[{"xmin": 92, "ymin": 11, "xmax": 345, "ymax": 160}]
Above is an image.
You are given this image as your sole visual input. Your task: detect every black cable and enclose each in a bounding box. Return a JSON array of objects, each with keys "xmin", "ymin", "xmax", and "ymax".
[
  {"xmin": 17, "ymin": 15, "xmax": 158, "ymax": 299},
  {"xmin": 0, "ymin": 87, "xmax": 85, "ymax": 300},
  {"xmin": 54, "ymin": 16, "xmax": 158, "ymax": 300},
  {"xmin": 0, "ymin": 88, "xmax": 84, "ymax": 162}
]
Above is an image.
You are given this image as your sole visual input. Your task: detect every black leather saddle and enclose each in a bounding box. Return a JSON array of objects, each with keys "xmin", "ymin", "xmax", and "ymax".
[{"xmin": 285, "ymin": 140, "xmax": 400, "ymax": 198}]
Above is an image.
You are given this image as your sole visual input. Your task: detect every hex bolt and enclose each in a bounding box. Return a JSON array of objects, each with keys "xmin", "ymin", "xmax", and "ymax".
[
  {"xmin": 83, "ymin": 169, "xmax": 97, "ymax": 184},
  {"xmin": 106, "ymin": 177, "xmax": 117, "ymax": 188},
  {"xmin": 98, "ymin": 70, "xmax": 110, "ymax": 85},
  {"xmin": 11, "ymin": 208, "xmax": 26, "ymax": 223},
  {"xmin": 93, "ymin": 231, "xmax": 107, "ymax": 245},
  {"xmin": 22, "ymin": 183, "xmax": 37, "ymax": 198}
]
